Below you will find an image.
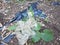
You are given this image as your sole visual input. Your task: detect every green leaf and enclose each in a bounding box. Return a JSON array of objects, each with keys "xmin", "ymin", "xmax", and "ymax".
[
  {"xmin": 34, "ymin": 23, "xmax": 42, "ymax": 31},
  {"xmin": 28, "ymin": 6, "xmax": 34, "ymax": 17},
  {"xmin": 45, "ymin": 18, "xmax": 49, "ymax": 22},
  {"xmin": 8, "ymin": 24, "xmax": 17, "ymax": 31},
  {"xmin": 22, "ymin": 17, "xmax": 28, "ymax": 22},
  {"xmin": 31, "ymin": 31, "xmax": 41, "ymax": 42},
  {"xmin": 43, "ymin": 29, "xmax": 53, "ymax": 34},
  {"xmin": 41, "ymin": 29, "xmax": 54, "ymax": 42}
]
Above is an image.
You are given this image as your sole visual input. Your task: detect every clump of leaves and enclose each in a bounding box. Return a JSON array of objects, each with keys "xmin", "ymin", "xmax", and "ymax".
[{"xmin": 31, "ymin": 29, "xmax": 54, "ymax": 42}]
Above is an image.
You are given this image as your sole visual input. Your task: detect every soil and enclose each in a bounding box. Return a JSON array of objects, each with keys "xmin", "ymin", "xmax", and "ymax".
[{"xmin": 0, "ymin": 0, "xmax": 60, "ymax": 45}]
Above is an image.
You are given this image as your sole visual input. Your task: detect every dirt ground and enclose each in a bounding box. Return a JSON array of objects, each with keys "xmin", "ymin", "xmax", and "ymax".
[{"xmin": 0, "ymin": 0, "xmax": 60, "ymax": 45}]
